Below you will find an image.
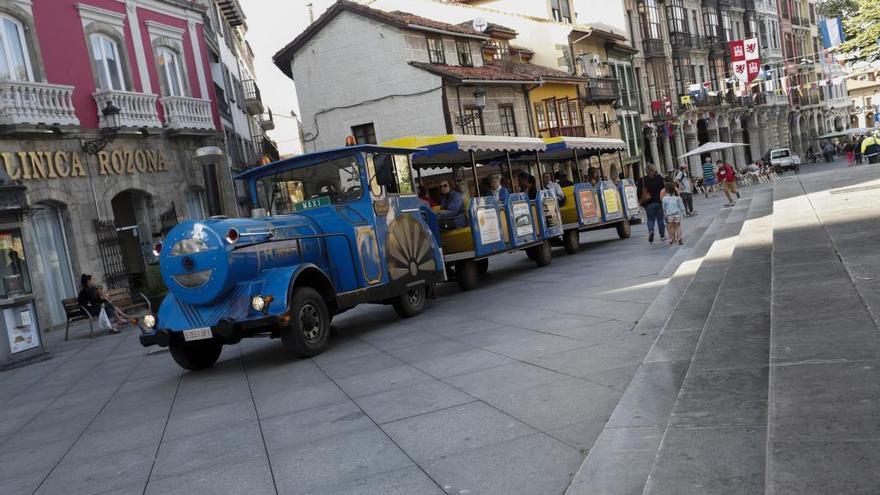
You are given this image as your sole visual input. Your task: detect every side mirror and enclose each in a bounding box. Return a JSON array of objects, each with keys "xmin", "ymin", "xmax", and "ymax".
[{"xmin": 375, "ymin": 154, "xmax": 396, "ymax": 188}]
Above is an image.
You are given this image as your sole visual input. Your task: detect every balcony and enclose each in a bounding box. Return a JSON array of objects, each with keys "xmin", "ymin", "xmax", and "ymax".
[
  {"xmin": 242, "ymin": 79, "xmax": 263, "ymax": 116},
  {"xmin": 827, "ymin": 96, "xmax": 851, "ymax": 109},
  {"xmin": 0, "ymin": 81, "xmax": 79, "ymax": 128},
  {"xmin": 549, "ymin": 126, "xmax": 586, "ymax": 138},
  {"xmin": 259, "ymin": 109, "xmax": 275, "ymax": 131},
  {"xmin": 254, "ymin": 135, "xmax": 279, "ymax": 165},
  {"xmin": 582, "ymin": 77, "xmax": 619, "ymax": 104},
  {"xmin": 642, "ymin": 39, "xmax": 665, "ymax": 59},
  {"xmin": 93, "ymin": 90, "xmax": 161, "ymax": 129},
  {"xmin": 728, "ymin": 0, "xmax": 746, "ymax": 9},
  {"xmin": 681, "ymin": 93, "xmax": 723, "ymax": 109},
  {"xmin": 160, "ymin": 96, "xmax": 214, "ymax": 132},
  {"xmin": 669, "ymin": 32, "xmax": 702, "ymax": 52}
]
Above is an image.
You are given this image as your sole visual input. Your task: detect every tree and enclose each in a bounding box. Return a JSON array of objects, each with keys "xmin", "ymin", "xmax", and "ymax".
[
  {"xmin": 817, "ymin": 0, "xmax": 857, "ymax": 18},
  {"xmin": 834, "ymin": 0, "xmax": 880, "ymax": 63}
]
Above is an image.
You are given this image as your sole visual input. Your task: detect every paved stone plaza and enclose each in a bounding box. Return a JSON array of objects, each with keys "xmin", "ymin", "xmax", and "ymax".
[{"xmin": 3, "ymin": 159, "xmax": 879, "ymax": 494}]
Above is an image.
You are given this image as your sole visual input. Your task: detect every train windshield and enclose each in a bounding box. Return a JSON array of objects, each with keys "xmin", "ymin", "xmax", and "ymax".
[{"xmin": 258, "ymin": 155, "xmax": 363, "ymax": 214}]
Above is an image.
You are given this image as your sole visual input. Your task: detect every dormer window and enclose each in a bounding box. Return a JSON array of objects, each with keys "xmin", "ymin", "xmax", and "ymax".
[
  {"xmin": 0, "ymin": 15, "xmax": 33, "ymax": 81},
  {"xmin": 551, "ymin": 0, "xmax": 572, "ymax": 24},
  {"xmin": 427, "ymin": 36, "xmax": 445, "ymax": 64},
  {"xmin": 456, "ymin": 40, "xmax": 472, "ymax": 67}
]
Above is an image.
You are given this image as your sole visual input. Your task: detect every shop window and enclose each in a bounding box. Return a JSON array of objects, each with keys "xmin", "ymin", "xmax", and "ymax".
[
  {"xmin": 351, "ymin": 123, "xmax": 376, "ymax": 144},
  {"xmin": 156, "ymin": 46, "xmax": 185, "ymax": 96},
  {"xmin": 0, "ymin": 15, "xmax": 33, "ymax": 82},
  {"xmin": 0, "ymin": 229, "xmax": 31, "ymax": 298},
  {"xmin": 456, "ymin": 40, "xmax": 472, "ymax": 67},
  {"xmin": 90, "ymin": 33, "xmax": 125, "ymax": 91},
  {"xmin": 427, "ymin": 36, "xmax": 445, "ymax": 64},
  {"xmin": 499, "ymin": 104, "xmax": 517, "ymax": 136}
]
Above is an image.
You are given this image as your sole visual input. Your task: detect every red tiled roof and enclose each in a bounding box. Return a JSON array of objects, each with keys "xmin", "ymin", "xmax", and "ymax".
[
  {"xmin": 274, "ymin": 1, "xmax": 488, "ymax": 77},
  {"xmin": 409, "ymin": 61, "xmax": 586, "ymax": 83}
]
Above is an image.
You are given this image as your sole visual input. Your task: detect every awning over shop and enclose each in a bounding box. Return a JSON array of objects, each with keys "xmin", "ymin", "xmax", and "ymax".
[
  {"xmin": 819, "ymin": 128, "xmax": 872, "ymax": 140},
  {"xmin": 678, "ymin": 141, "xmax": 748, "ymax": 159},
  {"xmin": 384, "ymin": 135, "xmax": 546, "ymax": 167},
  {"xmin": 541, "ymin": 136, "xmax": 626, "ymax": 160}
]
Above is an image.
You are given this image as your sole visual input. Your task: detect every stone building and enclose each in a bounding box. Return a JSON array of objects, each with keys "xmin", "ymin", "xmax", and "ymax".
[
  {"xmin": 273, "ymin": 1, "xmax": 588, "ymax": 152},
  {"xmin": 0, "ymin": 0, "xmax": 244, "ymax": 334}
]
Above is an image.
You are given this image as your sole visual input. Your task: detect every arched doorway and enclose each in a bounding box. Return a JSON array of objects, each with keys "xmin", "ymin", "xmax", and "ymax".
[
  {"xmin": 741, "ymin": 115, "xmax": 753, "ymax": 164},
  {"xmin": 111, "ymin": 189, "xmax": 154, "ymax": 292},
  {"xmin": 30, "ymin": 203, "xmax": 76, "ymax": 328}
]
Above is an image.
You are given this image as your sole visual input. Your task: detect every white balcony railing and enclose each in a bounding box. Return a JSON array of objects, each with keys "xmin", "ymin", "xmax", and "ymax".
[
  {"xmin": 0, "ymin": 81, "xmax": 79, "ymax": 127},
  {"xmin": 159, "ymin": 96, "xmax": 214, "ymax": 131},
  {"xmin": 826, "ymin": 96, "xmax": 851, "ymax": 109},
  {"xmin": 766, "ymin": 93, "xmax": 789, "ymax": 106},
  {"xmin": 93, "ymin": 89, "xmax": 161, "ymax": 129}
]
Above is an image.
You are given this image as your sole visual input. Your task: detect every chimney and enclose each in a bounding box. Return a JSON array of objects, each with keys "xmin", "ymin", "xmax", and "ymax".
[{"xmin": 307, "ymin": 3, "xmax": 314, "ymax": 23}]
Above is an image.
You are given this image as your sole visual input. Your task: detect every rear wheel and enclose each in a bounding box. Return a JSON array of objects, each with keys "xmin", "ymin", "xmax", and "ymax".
[
  {"xmin": 616, "ymin": 218, "xmax": 632, "ymax": 239},
  {"xmin": 392, "ymin": 286, "xmax": 426, "ymax": 318},
  {"xmin": 281, "ymin": 287, "xmax": 330, "ymax": 358},
  {"xmin": 169, "ymin": 340, "xmax": 222, "ymax": 371},
  {"xmin": 531, "ymin": 241, "xmax": 552, "ymax": 267},
  {"xmin": 455, "ymin": 260, "xmax": 479, "ymax": 291},
  {"xmin": 563, "ymin": 229, "xmax": 579, "ymax": 254}
]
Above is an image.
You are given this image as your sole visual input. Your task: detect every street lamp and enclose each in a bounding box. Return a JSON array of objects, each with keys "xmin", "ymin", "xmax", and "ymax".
[
  {"xmin": 454, "ymin": 86, "xmax": 487, "ymax": 132},
  {"xmin": 82, "ymin": 100, "xmax": 122, "ymax": 155}
]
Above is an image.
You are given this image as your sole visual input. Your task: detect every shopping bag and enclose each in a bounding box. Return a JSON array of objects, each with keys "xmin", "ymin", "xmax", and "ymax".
[{"xmin": 97, "ymin": 306, "xmax": 113, "ymax": 331}]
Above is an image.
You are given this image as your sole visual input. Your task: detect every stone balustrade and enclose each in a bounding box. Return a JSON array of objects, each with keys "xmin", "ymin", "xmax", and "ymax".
[
  {"xmin": 159, "ymin": 96, "xmax": 213, "ymax": 131},
  {"xmin": 93, "ymin": 89, "xmax": 161, "ymax": 129},
  {"xmin": 0, "ymin": 81, "xmax": 79, "ymax": 127}
]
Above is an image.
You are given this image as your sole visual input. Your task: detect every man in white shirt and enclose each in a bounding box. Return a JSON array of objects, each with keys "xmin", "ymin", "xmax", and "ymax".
[
  {"xmin": 674, "ymin": 164, "xmax": 696, "ymax": 216},
  {"xmin": 541, "ymin": 171, "xmax": 566, "ymax": 205}
]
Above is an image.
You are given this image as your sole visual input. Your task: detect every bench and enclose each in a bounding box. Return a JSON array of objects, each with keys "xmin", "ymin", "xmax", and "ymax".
[
  {"xmin": 62, "ymin": 297, "xmax": 100, "ymax": 341},
  {"xmin": 103, "ymin": 288, "xmax": 150, "ymax": 316}
]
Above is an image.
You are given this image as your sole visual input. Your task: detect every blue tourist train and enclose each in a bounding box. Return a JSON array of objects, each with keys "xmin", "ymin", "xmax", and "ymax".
[{"xmin": 138, "ymin": 145, "xmax": 445, "ymax": 370}]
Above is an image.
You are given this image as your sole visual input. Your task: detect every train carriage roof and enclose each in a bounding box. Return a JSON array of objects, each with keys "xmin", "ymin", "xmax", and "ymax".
[
  {"xmin": 540, "ymin": 137, "xmax": 627, "ymax": 161},
  {"xmin": 384, "ymin": 135, "xmax": 546, "ymax": 168}
]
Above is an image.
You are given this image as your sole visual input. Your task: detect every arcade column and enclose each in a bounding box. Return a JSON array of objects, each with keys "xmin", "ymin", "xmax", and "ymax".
[
  {"xmin": 707, "ymin": 118, "xmax": 722, "ymax": 163},
  {"xmin": 662, "ymin": 132, "xmax": 675, "ymax": 172},
  {"xmin": 647, "ymin": 127, "xmax": 661, "ymax": 171},
  {"xmin": 731, "ymin": 126, "xmax": 747, "ymax": 168},
  {"xmin": 748, "ymin": 113, "xmax": 763, "ymax": 161},
  {"xmin": 685, "ymin": 127, "xmax": 701, "ymax": 175}
]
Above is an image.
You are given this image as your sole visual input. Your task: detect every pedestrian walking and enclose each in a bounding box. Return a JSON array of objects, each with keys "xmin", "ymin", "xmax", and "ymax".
[
  {"xmin": 674, "ymin": 164, "xmax": 696, "ymax": 216},
  {"xmin": 640, "ymin": 165, "xmax": 666, "ymax": 243},
  {"xmin": 701, "ymin": 157, "xmax": 716, "ymax": 199},
  {"xmin": 862, "ymin": 132, "xmax": 880, "ymax": 164},
  {"xmin": 662, "ymin": 182, "xmax": 686, "ymax": 245},
  {"xmin": 716, "ymin": 160, "xmax": 738, "ymax": 207},
  {"xmin": 823, "ymin": 141, "xmax": 835, "ymax": 163},
  {"xmin": 844, "ymin": 141, "xmax": 855, "ymax": 167},
  {"xmin": 855, "ymin": 135, "xmax": 864, "ymax": 164}
]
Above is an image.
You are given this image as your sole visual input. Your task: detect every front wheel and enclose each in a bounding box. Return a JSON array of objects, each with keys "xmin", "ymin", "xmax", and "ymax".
[
  {"xmin": 530, "ymin": 241, "xmax": 552, "ymax": 267},
  {"xmin": 563, "ymin": 229, "xmax": 579, "ymax": 254},
  {"xmin": 476, "ymin": 258, "xmax": 489, "ymax": 275},
  {"xmin": 392, "ymin": 286, "xmax": 426, "ymax": 318},
  {"xmin": 169, "ymin": 340, "xmax": 222, "ymax": 371},
  {"xmin": 281, "ymin": 287, "xmax": 331, "ymax": 358},
  {"xmin": 616, "ymin": 218, "xmax": 632, "ymax": 239}
]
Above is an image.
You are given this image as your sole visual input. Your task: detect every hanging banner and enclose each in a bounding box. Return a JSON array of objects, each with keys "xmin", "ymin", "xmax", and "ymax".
[{"xmin": 730, "ymin": 38, "xmax": 761, "ymax": 84}]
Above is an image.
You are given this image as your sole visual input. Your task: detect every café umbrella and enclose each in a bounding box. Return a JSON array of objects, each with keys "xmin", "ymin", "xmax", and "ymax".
[{"xmin": 678, "ymin": 141, "xmax": 749, "ymax": 159}]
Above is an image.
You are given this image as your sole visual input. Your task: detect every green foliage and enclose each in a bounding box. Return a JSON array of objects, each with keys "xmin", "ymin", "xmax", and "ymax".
[
  {"xmin": 817, "ymin": 0, "xmax": 857, "ymax": 18},
  {"xmin": 836, "ymin": 0, "xmax": 880, "ymax": 62}
]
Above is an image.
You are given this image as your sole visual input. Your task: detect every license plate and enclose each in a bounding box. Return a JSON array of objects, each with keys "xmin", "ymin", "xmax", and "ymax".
[{"xmin": 183, "ymin": 327, "xmax": 212, "ymax": 341}]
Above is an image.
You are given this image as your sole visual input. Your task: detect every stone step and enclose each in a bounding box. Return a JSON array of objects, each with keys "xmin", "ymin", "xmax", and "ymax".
[
  {"xmin": 641, "ymin": 188, "xmax": 774, "ymax": 495},
  {"xmin": 766, "ymin": 169, "xmax": 880, "ymax": 494},
  {"xmin": 565, "ymin": 195, "xmax": 762, "ymax": 495}
]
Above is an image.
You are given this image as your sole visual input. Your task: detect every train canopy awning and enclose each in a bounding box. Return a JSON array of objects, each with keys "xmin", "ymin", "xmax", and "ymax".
[
  {"xmin": 384, "ymin": 135, "xmax": 547, "ymax": 168},
  {"xmin": 540, "ymin": 136, "xmax": 627, "ymax": 161}
]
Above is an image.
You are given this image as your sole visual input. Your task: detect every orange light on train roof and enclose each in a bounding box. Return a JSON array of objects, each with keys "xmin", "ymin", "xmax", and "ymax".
[{"xmin": 345, "ymin": 135, "xmax": 357, "ymax": 146}]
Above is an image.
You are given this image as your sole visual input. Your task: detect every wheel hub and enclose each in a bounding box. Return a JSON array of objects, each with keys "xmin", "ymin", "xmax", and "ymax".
[
  {"xmin": 408, "ymin": 289, "xmax": 422, "ymax": 306},
  {"xmin": 299, "ymin": 303, "xmax": 321, "ymax": 343}
]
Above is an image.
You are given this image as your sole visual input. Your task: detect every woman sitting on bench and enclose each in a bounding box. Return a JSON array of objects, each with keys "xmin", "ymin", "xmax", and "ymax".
[{"xmin": 77, "ymin": 274, "xmax": 129, "ymax": 333}]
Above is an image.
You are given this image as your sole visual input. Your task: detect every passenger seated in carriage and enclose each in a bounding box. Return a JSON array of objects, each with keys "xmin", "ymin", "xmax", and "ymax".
[{"xmin": 437, "ymin": 180, "xmax": 467, "ymax": 231}]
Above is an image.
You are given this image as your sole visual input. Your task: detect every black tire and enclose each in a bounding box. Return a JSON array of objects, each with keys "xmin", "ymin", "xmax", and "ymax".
[
  {"xmin": 616, "ymin": 218, "xmax": 632, "ymax": 239},
  {"xmin": 525, "ymin": 248, "xmax": 536, "ymax": 260},
  {"xmin": 532, "ymin": 241, "xmax": 552, "ymax": 267},
  {"xmin": 280, "ymin": 287, "xmax": 331, "ymax": 358},
  {"xmin": 455, "ymin": 260, "xmax": 479, "ymax": 291},
  {"xmin": 563, "ymin": 229, "xmax": 579, "ymax": 254},
  {"xmin": 476, "ymin": 258, "xmax": 489, "ymax": 275},
  {"xmin": 169, "ymin": 340, "xmax": 222, "ymax": 371},
  {"xmin": 392, "ymin": 286, "xmax": 426, "ymax": 318}
]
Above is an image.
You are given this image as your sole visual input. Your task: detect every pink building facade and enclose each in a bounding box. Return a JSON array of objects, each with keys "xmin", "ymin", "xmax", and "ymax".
[{"xmin": 0, "ymin": 0, "xmax": 238, "ymax": 337}]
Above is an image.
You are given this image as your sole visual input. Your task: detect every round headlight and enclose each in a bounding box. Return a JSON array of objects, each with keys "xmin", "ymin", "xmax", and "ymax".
[
  {"xmin": 251, "ymin": 296, "xmax": 266, "ymax": 312},
  {"xmin": 143, "ymin": 314, "xmax": 156, "ymax": 329}
]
